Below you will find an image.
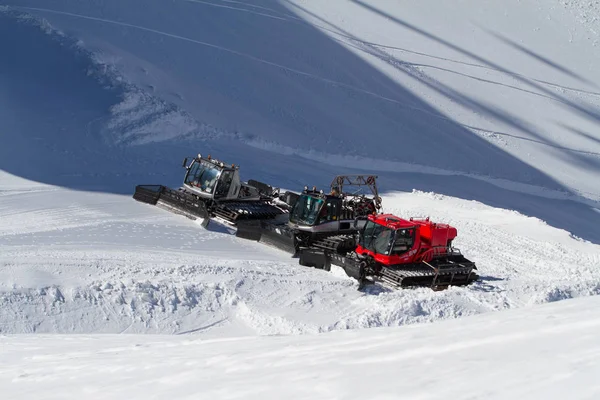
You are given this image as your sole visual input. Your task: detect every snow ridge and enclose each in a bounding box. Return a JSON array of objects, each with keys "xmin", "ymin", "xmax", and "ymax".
[
  {"xmin": 1, "ymin": 8, "xmax": 210, "ymax": 146},
  {"xmin": 1, "ymin": 190, "xmax": 599, "ymax": 336}
]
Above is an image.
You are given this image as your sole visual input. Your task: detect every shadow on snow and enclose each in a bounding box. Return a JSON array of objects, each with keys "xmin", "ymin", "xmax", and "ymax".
[{"xmin": 0, "ymin": 1, "xmax": 598, "ymax": 243}]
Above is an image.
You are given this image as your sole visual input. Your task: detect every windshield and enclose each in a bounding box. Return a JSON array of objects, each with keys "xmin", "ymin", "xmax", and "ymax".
[
  {"xmin": 359, "ymin": 220, "xmax": 395, "ymax": 254},
  {"xmin": 290, "ymin": 194, "xmax": 324, "ymax": 225},
  {"xmin": 185, "ymin": 160, "xmax": 221, "ymax": 194}
]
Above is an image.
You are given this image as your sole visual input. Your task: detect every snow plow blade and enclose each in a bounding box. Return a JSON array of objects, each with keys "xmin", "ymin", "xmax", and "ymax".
[
  {"xmin": 134, "ymin": 183, "xmax": 286, "ymax": 227},
  {"xmin": 257, "ymin": 222, "xmax": 297, "ymax": 254},
  {"xmin": 299, "ymin": 250, "xmax": 365, "ymax": 278},
  {"xmin": 213, "ymin": 201, "xmax": 284, "ymax": 223},
  {"xmin": 236, "ymin": 220, "xmax": 297, "ymax": 254},
  {"xmin": 298, "ymin": 248, "xmax": 330, "ymax": 270},
  {"xmin": 133, "ymin": 184, "xmax": 163, "ymax": 205},
  {"xmin": 133, "ymin": 184, "xmax": 210, "ymax": 224},
  {"xmin": 235, "ymin": 220, "xmax": 263, "ymax": 241}
]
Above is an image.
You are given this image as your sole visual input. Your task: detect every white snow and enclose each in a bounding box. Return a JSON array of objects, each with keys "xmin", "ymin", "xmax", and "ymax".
[
  {"xmin": 8, "ymin": 0, "xmax": 600, "ymax": 200},
  {"xmin": 3, "ymin": 295, "xmax": 600, "ymax": 399},
  {"xmin": 1, "ymin": 180, "xmax": 599, "ymax": 336},
  {"xmin": 1, "ymin": 0, "xmax": 600, "ymax": 397}
]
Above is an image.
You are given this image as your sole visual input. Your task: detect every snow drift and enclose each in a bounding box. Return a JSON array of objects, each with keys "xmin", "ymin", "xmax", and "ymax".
[
  {"xmin": 1, "ymin": 1, "xmax": 599, "ymax": 241},
  {"xmin": 1, "ymin": 186, "xmax": 599, "ymax": 336},
  {"xmin": 0, "ymin": 0, "xmax": 599, "ymax": 337},
  {"xmin": 3, "ymin": 294, "xmax": 600, "ymax": 400}
]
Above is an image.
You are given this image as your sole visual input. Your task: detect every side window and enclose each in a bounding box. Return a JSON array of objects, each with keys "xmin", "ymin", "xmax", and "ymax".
[
  {"xmin": 215, "ymin": 171, "xmax": 233, "ymax": 198},
  {"xmin": 328, "ymin": 199, "xmax": 340, "ymax": 220},
  {"xmin": 368, "ymin": 225, "xmax": 385, "ymax": 253},
  {"xmin": 391, "ymin": 229, "xmax": 414, "ymax": 255},
  {"xmin": 318, "ymin": 199, "xmax": 341, "ymax": 224}
]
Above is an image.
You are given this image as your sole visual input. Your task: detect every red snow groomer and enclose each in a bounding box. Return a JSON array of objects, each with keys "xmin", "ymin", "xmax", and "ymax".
[{"xmin": 300, "ymin": 213, "xmax": 478, "ymax": 290}]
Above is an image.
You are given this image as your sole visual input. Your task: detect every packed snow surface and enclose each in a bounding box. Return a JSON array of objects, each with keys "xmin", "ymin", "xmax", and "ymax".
[
  {"xmin": 1, "ymin": 0, "xmax": 599, "ymax": 242},
  {"xmin": 2, "ymin": 175, "xmax": 599, "ymax": 336},
  {"xmin": 3, "ymin": 295, "xmax": 600, "ymax": 400},
  {"xmin": 2, "ymin": 0, "xmax": 600, "ymax": 395},
  {"xmin": 1, "ymin": 0, "xmax": 600, "ymax": 392}
]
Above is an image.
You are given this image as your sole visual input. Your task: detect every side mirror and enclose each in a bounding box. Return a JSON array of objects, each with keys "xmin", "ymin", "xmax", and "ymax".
[{"xmin": 182, "ymin": 157, "xmax": 188, "ymax": 168}]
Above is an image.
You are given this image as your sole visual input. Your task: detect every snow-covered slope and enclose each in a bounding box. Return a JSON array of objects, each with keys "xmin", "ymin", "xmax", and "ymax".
[
  {"xmin": 1, "ymin": 0, "xmax": 599, "ymax": 354},
  {"xmin": 3, "ymin": 295, "xmax": 600, "ymax": 400},
  {"xmin": 1, "ymin": 0, "xmax": 600, "ymax": 242},
  {"xmin": 2, "ymin": 175, "xmax": 599, "ymax": 335}
]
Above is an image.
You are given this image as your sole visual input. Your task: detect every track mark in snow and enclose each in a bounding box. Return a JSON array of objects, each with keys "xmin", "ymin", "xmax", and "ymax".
[
  {"xmin": 280, "ymin": 1, "xmax": 600, "ymax": 98},
  {"xmin": 244, "ymin": 139, "xmax": 600, "ymax": 205},
  {"xmin": 9, "ymin": 4, "xmax": 598, "ymax": 178},
  {"xmin": 5, "ymin": 5, "xmax": 514, "ymax": 129},
  {"xmin": 182, "ymin": 0, "xmax": 288, "ymax": 21},
  {"xmin": 187, "ymin": 0, "xmax": 600, "ymax": 98},
  {"xmin": 176, "ymin": 318, "xmax": 229, "ymax": 335},
  {"xmin": 216, "ymin": 0, "xmax": 299, "ymax": 17}
]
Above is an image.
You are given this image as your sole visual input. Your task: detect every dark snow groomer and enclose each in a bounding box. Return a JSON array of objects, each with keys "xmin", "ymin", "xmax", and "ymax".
[
  {"xmin": 133, "ymin": 154, "xmax": 289, "ymax": 227},
  {"xmin": 236, "ymin": 175, "xmax": 382, "ymax": 255}
]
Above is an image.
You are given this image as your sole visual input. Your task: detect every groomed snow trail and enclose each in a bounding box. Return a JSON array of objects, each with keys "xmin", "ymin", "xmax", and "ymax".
[
  {"xmin": 0, "ymin": 0, "xmax": 599, "ymax": 337},
  {"xmin": 1, "ymin": 175, "xmax": 599, "ymax": 336}
]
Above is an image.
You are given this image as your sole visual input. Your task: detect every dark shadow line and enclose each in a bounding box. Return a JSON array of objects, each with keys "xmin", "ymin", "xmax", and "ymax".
[
  {"xmin": 176, "ymin": 317, "xmax": 228, "ymax": 335},
  {"xmin": 557, "ymin": 122, "xmax": 600, "ymax": 146},
  {"xmin": 483, "ymin": 28, "xmax": 596, "ymax": 87},
  {"xmin": 285, "ymin": 1, "xmax": 600, "ymax": 158},
  {"xmin": 350, "ymin": 0, "xmax": 600, "ymax": 125},
  {"xmin": 253, "ymin": 0, "xmax": 600, "ymax": 98},
  {"xmin": 351, "ymin": 43, "xmax": 600, "ymax": 156},
  {"xmin": 363, "ymin": 42, "xmax": 600, "ymax": 161},
  {"xmin": 334, "ymin": 37, "xmax": 564, "ymax": 105}
]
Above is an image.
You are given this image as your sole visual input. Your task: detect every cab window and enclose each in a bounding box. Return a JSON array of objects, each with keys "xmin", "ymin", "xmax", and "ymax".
[
  {"xmin": 317, "ymin": 198, "xmax": 341, "ymax": 224},
  {"xmin": 290, "ymin": 195, "xmax": 324, "ymax": 225},
  {"xmin": 185, "ymin": 161, "xmax": 220, "ymax": 193},
  {"xmin": 215, "ymin": 170, "xmax": 234, "ymax": 198},
  {"xmin": 359, "ymin": 220, "xmax": 394, "ymax": 254},
  {"xmin": 390, "ymin": 228, "xmax": 414, "ymax": 255}
]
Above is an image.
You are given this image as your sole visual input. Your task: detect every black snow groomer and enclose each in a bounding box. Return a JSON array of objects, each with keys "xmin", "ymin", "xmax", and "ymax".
[
  {"xmin": 236, "ymin": 175, "xmax": 383, "ymax": 255},
  {"xmin": 133, "ymin": 154, "xmax": 289, "ymax": 227}
]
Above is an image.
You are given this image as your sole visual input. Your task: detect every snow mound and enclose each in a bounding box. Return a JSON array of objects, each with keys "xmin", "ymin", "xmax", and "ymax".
[
  {"xmin": 1, "ymin": 0, "xmax": 600, "ymax": 340},
  {"xmin": 3, "ymin": 295, "xmax": 600, "ymax": 400},
  {"xmin": 1, "ymin": 188, "xmax": 599, "ymax": 336}
]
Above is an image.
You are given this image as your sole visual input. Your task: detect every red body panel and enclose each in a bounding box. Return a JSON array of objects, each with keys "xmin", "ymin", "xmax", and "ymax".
[{"xmin": 356, "ymin": 214, "xmax": 458, "ymax": 266}]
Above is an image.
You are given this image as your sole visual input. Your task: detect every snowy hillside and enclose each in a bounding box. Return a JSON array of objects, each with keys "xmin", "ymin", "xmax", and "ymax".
[
  {"xmin": 2, "ymin": 176, "xmax": 599, "ymax": 335},
  {"xmin": 1, "ymin": 0, "xmax": 599, "ymax": 243},
  {"xmin": 3, "ymin": 295, "xmax": 600, "ymax": 400},
  {"xmin": 1, "ymin": 0, "xmax": 600, "ymax": 397}
]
